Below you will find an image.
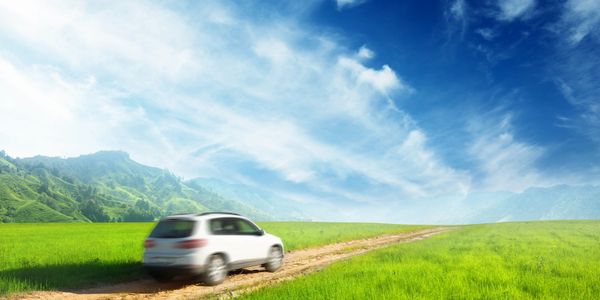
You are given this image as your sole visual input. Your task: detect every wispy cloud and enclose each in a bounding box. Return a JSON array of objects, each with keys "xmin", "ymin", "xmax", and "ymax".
[
  {"xmin": 551, "ymin": 0, "xmax": 600, "ymax": 146},
  {"xmin": 0, "ymin": 0, "xmax": 470, "ymax": 219},
  {"xmin": 476, "ymin": 28, "xmax": 498, "ymax": 41},
  {"xmin": 467, "ymin": 111, "xmax": 547, "ymax": 192},
  {"xmin": 495, "ymin": 0, "xmax": 536, "ymax": 21},
  {"xmin": 445, "ymin": 0, "xmax": 468, "ymax": 41},
  {"xmin": 560, "ymin": 0, "xmax": 600, "ymax": 44},
  {"xmin": 2, "ymin": 0, "xmax": 591, "ymax": 223},
  {"xmin": 450, "ymin": 0, "xmax": 466, "ymax": 20},
  {"xmin": 0, "ymin": 54, "xmax": 186, "ymax": 166},
  {"xmin": 335, "ymin": 0, "xmax": 368, "ymax": 10},
  {"xmin": 554, "ymin": 56, "xmax": 600, "ymax": 145}
]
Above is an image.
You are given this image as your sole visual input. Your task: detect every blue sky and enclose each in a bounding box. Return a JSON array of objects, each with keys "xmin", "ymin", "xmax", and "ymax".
[{"xmin": 0, "ymin": 0, "xmax": 599, "ymax": 222}]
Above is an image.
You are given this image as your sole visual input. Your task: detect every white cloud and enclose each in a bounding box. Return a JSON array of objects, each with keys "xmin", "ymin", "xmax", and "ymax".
[
  {"xmin": 555, "ymin": 74, "xmax": 600, "ymax": 145},
  {"xmin": 335, "ymin": 0, "xmax": 368, "ymax": 10},
  {"xmin": 561, "ymin": 0, "xmax": 600, "ymax": 44},
  {"xmin": 476, "ymin": 28, "xmax": 497, "ymax": 40},
  {"xmin": 356, "ymin": 45, "xmax": 374, "ymax": 59},
  {"xmin": 338, "ymin": 56, "xmax": 413, "ymax": 95},
  {"xmin": 549, "ymin": 1, "xmax": 600, "ymax": 149},
  {"xmin": 0, "ymin": 0, "xmax": 469, "ymax": 221},
  {"xmin": 445, "ymin": 0, "xmax": 468, "ymax": 41},
  {"xmin": 547, "ymin": 1, "xmax": 600, "ymax": 151},
  {"xmin": 3, "ymin": 0, "xmax": 573, "ymax": 222},
  {"xmin": 450, "ymin": 0, "xmax": 466, "ymax": 20},
  {"xmin": 0, "ymin": 1, "xmax": 196, "ymax": 82},
  {"xmin": 0, "ymin": 56, "xmax": 163, "ymax": 159},
  {"xmin": 394, "ymin": 130, "xmax": 470, "ymax": 196},
  {"xmin": 468, "ymin": 113, "xmax": 547, "ymax": 192},
  {"xmin": 359, "ymin": 65, "xmax": 402, "ymax": 94},
  {"xmin": 496, "ymin": 0, "xmax": 536, "ymax": 21},
  {"xmin": 253, "ymin": 39, "xmax": 294, "ymax": 64}
]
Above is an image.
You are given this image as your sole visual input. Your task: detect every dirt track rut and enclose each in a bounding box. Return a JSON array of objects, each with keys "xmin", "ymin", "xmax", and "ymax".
[{"xmin": 17, "ymin": 227, "xmax": 450, "ymax": 300}]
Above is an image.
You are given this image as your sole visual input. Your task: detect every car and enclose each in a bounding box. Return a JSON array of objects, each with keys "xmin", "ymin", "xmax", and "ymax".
[{"xmin": 142, "ymin": 212, "xmax": 284, "ymax": 285}]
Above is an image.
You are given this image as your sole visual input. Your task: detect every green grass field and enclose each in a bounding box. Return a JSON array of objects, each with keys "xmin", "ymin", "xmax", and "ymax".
[
  {"xmin": 260, "ymin": 222, "xmax": 428, "ymax": 250},
  {"xmin": 0, "ymin": 222, "xmax": 423, "ymax": 295},
  {"xmin": 242, "ymin": 221, "xmax": 600, "ymax": 299}
]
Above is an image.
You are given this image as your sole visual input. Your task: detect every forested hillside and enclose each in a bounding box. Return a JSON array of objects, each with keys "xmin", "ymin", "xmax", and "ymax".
[{"xmin": 0, "ymin": 150, "xmax": 291, "ymax": 222}]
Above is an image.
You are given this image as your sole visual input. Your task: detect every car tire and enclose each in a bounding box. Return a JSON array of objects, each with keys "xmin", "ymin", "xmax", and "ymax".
[
  {"xmin": 265, "ymin": 246, "xmax": 283, "ymax": 272},
  {"xmin": 204, "ymin": 254, "xmax": 227, "ymax": 286}
]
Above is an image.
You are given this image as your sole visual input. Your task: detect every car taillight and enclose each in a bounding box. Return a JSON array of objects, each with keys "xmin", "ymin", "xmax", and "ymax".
[
  {"xmin": 175, "ymin": 239, "xmax": 207, "ymax": 249},
  {"xmin": 144, "ymin": 239, "xmax": 155, "ymax": 249}
]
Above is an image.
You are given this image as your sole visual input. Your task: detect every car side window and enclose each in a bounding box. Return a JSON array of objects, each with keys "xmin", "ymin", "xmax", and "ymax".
[
  {"xmin": 209, "ymin": 217, "xmax": 261, "ymax": 235},
  {"xmin": 235, "ymin": 219, "xmax": 261, "ymax": 235},
  {"xmin": 209, "ymin": 218, "xmax": 239, "ymax": 235}
]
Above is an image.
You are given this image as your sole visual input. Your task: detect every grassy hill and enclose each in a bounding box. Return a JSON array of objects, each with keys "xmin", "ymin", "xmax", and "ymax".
[{"xmin": 0, "ymin": 150, "xmax": 278, "ymax": 222}]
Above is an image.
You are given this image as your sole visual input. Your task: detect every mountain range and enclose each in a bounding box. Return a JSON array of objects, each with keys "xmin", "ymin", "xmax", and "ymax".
[
  {"xmin": 440, "ymin": 186, "xmax": 600, "ymax": 224},
  {"xmin": 1, "ymin": 150, "xmax": 599, "ymax": 224},
  {"xmin": 0, "ymin": 150, "xmax": 307, "ymax": 222}
]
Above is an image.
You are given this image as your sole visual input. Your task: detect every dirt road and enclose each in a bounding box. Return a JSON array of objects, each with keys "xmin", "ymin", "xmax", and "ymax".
[{"xmin": 17, "ymin": 227, "xmax": 450, "ymax": 300}]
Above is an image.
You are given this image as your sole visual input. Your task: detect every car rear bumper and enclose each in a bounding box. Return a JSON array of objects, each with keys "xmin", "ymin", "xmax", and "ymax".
[{"xmin": 143, "ymin": 264, "xmax": 207, "ymax": 277}]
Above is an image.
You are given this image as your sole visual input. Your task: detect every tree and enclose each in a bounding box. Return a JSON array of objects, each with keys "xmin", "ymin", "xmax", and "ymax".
[
  {"xmin": 62, "ymin": 175, "xmax": 75, "ymax": 184},
  {"xmin": 80, "ymin": 200, "xmax": 110, "ymax": 222},
  {"xmin": 122, "ymin": 199, "xmax": 161, "ymax": 222},
  {"xmin": 135, "ymin": 199, "xmax": 150, "ymax": 210},
  {"xmin": 123, "ymin": 207, "xmax": 155, "ymax": 222},
  {"xmin": 38, "ymin": 180, "xmax": 50, "ymax": 195}
]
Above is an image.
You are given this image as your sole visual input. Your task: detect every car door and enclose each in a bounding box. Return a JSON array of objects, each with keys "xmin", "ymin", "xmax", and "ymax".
[
  {"xmin": 207, "ymin": 217, "xmax": 243, "ymax": 262},
  {"xmin": 208, "ymin": 217, "xmax": 265, "ymax": 265},
  {"xmin": 231, "ymin": 218, "xmax": 267, "ymax": 262}
]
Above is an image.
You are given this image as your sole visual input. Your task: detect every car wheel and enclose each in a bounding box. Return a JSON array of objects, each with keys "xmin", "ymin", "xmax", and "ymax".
[
  {"xmin": 204, "ymin": 254, "xmax": 227, "ymax": 286},
  {"xmin": 265, "ymin": 246, "xmax": 283, "ymax": 272}
]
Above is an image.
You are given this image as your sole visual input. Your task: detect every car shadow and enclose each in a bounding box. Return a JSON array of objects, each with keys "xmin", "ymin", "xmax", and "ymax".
[
  {"xmin": 229, "ymin": 268, "xmax": 263, "ymax": 275},
  {"xmin": 1, "ymin": 262, "xmax": 267, "ymax": 295},
  {"xmin": 0, "ymin": 261, "xmax": 142, "ymax": 293}
]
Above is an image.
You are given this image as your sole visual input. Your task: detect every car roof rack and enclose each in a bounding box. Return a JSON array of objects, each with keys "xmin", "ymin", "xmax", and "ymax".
[{"xmin": 197, "ymin": 211, "xmax": 240, "ymax": 216}]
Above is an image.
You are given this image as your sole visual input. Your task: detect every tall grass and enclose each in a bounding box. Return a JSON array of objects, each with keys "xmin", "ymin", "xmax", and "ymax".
[
  {"xmin": 0, "ymin": 221, "xmax": 421, "ymax": 295},
  {"xmin": 0, "ymin": 223, "xmax": 151, "ymax": 295},
  {"xmin": 243, "ymin": 221, "xmax": 600, "ymax": 299}
]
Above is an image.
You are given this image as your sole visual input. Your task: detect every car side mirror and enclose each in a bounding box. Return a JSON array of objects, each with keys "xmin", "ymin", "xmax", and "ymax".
[{"xmin": 257, "ymin": 229, "xmax": 265, "ymax": 236}]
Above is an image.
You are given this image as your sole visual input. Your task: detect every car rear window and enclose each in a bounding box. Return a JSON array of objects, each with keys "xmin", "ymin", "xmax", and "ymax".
[{"xmin": 150, "ymin": 219, "xmax": 196, "ymax": 238}]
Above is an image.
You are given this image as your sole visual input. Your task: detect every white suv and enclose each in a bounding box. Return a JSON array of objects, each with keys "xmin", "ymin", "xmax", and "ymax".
[{"xmin": 142, "ymin": 212, "xmax": 284, "ymax": 285}]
